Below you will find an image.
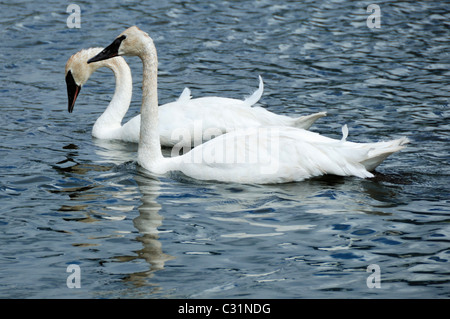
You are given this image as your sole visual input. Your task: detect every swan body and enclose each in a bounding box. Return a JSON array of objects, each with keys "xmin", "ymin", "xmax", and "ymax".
[
  {"xmin": 87, "ymin": 26, "xmax": 409, "ymax": 184},
  {"xmin": 65, "ymin": 48, "xmax": 326, "ymax": 147},
  {"xmin": 166, "ymin": 126, "xmax": 409, "ymax": 184}
]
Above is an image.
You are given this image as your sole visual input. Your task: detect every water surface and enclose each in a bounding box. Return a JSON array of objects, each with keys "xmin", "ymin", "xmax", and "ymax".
[{"xmin": 0, "ymin": 0, "xmax": 449, "ymax": 298}]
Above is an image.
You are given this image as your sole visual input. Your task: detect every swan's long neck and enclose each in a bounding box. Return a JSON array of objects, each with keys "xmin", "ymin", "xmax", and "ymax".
[
  {"xmin": 92, "ymin": 58, "xmax": 132, "ymax": 137},
  {"xmin": 137, "ymin": 39, "xmax": 164, "ymax": 171}
]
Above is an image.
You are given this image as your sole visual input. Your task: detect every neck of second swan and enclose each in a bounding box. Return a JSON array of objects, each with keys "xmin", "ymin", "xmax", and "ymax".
[
  {"xmin": 92, "ymin": 58, "xmax": 132, "ymax": 137},
  {"xmin": 137, "ymin": 38, "xmax": 164, "ymax": 171}
]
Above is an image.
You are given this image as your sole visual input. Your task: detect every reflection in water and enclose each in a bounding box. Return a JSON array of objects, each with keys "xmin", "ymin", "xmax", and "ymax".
[
  {"xmin": 93, "ymin": 139, "xmax": 175, "ymax": 290},
  {"xmin": 53, "ymin": 144, "xmax": 113, "ymax": 176},
  {"xmin": 51, "ymin": 141, "xmax": 175, "ymax": 293},
  {"xmin": 119, "ymin": 170, "xmax": 175, "ymax": 289},
  {"xmin": 92, "ymin": 139, "xmax": 137, "ymax": 165},
  {"xmin": 177, "ymin": 172, "xmax": 411, "ymax": 239}
]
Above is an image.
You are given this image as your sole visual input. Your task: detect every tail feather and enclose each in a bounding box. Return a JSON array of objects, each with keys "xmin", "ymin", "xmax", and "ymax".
[
  {"xmin": 361, "ymin": 137, "xmax": 409, "ymax": 172},
  {"xmin": 177, "ymin": 87, "xmax": 192, "ymax": 103},
  {"xmin": 243, "ymin": 75, "xmax": 264, "ymax": 106},
  {"xmin": 293, "ymin": 111, "xmax": 327, "ymax": 129},
  {"xmin": 341, "ymin": 124, "xmax": 348, "ymax": 142}
]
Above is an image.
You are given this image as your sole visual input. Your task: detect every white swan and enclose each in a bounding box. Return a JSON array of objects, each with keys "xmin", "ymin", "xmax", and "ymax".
[
  {"xmin": 65, "ymin": 48, "xmax": 326, "ymax": 147},
  {"xmin": 87, "ymin": 26, "xmax": 409, "ymax": 184}
]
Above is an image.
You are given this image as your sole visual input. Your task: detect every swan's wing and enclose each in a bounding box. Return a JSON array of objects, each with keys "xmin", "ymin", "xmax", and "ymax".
[{"xmin": 158, "ymin": 97, "xmax": 268, "ymax": 145}]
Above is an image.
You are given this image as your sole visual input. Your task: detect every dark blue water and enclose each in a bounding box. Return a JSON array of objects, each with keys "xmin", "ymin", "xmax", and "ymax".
[{"xmin": 0, "ymin": 0, "xmax": 449, "ymax": 298}]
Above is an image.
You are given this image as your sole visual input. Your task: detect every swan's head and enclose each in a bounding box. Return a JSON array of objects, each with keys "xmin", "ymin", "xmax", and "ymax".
[
  {"xmin": 65, "ymin": 47, "xmax": 107, "ymax": 113},
  {"xmin": 87, "ymin": 26, "xmax": 153, "ymax": 63},
  {"xmin": 65, "ymin": 47, "xmax": 128, "ymax": 113}
]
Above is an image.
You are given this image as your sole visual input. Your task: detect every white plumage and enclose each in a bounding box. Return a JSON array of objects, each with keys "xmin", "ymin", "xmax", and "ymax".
[
  {"xmin": 84, "ymin": 26, "xmax": 409, "ymax": 184},
  {"xmin": 65, "ymin": 47, "xmax": 326, "ymax": 147}
]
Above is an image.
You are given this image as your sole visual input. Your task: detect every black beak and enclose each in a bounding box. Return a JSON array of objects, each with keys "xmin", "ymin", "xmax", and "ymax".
[
  {"xmin": 88, "ymin": 35, "xmax": 126, "ymax": 64},
  {"xmin": 66, "ymin": 70, "xmax": 81, "ymax": 113}
]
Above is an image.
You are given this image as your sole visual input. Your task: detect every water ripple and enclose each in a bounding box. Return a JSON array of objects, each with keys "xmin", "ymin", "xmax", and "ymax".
[{"xmin": 0, "ymin": 0, "xmax": 449, "ymax": 298}]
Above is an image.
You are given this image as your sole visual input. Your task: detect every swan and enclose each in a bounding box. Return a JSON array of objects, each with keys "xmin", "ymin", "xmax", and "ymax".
[
  {"xmin": 87, "ymin": 26, "xmax": 409, "ymax": 184},
  {"xmin": 65, "ymin": 48, "xmax": 326, "ymax": 147}
]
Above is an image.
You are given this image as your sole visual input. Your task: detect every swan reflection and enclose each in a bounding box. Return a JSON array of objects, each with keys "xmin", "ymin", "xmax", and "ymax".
[
  {"xmin": 93, "ymin": 139, "xmax": 175, "ymax": 288},
  {"xmin": 114, "ymin": 169, "xmax": 175, "ymax": 289}
]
